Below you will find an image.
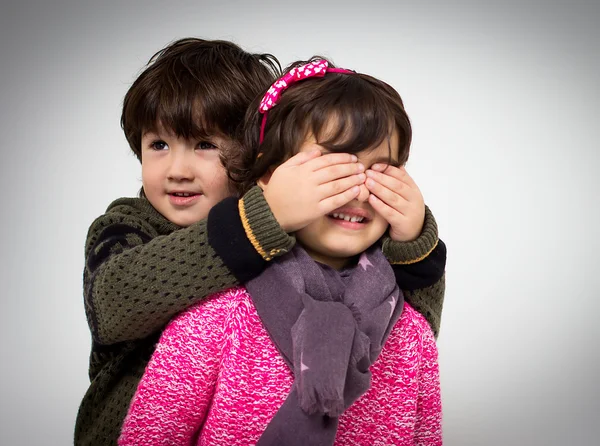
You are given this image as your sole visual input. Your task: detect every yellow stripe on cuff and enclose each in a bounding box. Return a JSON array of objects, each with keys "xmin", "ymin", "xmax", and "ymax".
[
  {"xmin": 389, "ymin": 239, "xmax": 439, "ymax": 265},
  {"xmin": 238, "ymin": 198, "xmax": 269, "ymax": 260}
]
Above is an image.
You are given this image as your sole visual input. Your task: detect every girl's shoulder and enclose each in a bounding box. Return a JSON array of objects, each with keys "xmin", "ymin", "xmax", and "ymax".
[
  {"xmin": 396, "ymin": 302, "xmax": 437, "ymax": 347},
  {"xmin": 165, "ymin": 286, "xmax": 254, "ymax": 332}
]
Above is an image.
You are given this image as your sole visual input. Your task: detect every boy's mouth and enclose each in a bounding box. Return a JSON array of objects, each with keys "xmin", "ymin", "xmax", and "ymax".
[
  {"xmin": 170, "ymin": 192, "xmax": 198, "ymax": 197},
  {"xmin": 168, "ymin": 191, "xmax": 202, "ymax": 206}
]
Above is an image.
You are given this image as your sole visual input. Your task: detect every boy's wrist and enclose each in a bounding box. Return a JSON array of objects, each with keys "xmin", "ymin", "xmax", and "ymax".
[
  {"xmin": 382, "ymin": 205, "xmax": 438, "ymax": 264},
  {"xmin": 239, "ymin": 186, "xmax": 296, "ymax": 261}
]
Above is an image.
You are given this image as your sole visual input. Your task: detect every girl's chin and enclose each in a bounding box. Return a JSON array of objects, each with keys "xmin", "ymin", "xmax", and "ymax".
[{"xmin": 299, "ymin": 244, "xmax": 369, "ymax": 270}]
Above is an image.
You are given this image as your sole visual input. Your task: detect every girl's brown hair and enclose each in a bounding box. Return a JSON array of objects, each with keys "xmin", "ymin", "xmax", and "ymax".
[
  {"xmin": 228, "ymin": 57, "xmax": 412, "ymax": 194},
  {"xmin": 121, "ymin": 38, "xmax": 281, "ymax": 162}
]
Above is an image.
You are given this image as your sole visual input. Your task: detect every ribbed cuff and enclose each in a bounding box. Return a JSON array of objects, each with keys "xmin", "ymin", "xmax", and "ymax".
[
  {"xmin": 239, "ymin": 186, "xmax": 296, "ymax": 261},
  {"xmin": 207, "ymin": 196, "xmax": 266, "ymax": 283},
  {"xmin": 382, "ymin": 205, "xmax": 438, "ymax": 264}
]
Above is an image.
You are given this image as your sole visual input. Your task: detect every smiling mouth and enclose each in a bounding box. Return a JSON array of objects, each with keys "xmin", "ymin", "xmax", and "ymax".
[
  {"xmin": 329, "ymin": 212, "xmax": 367, "ymax": 223},
  {"xmin": 170, "ymin": 192, "xmax": 200, "ymax": 197},
  {"xmin": 328, "ymin": 212, "xmax": 370, "ymax": 224},
  {"xmin": 168, "ymin": 192, "xmax": 202, "ymax": 206}
]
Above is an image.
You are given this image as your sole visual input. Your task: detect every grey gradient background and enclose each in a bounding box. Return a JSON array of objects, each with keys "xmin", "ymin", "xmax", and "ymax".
[{"xmin": 1, "ymin": 0, "xmax": 598, "ymax": 444}]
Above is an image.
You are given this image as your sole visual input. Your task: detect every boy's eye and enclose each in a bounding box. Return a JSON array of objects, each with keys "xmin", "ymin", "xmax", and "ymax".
[
  {"xmin": 150, "ymin": 140, "xmax": 168, "ymax": 151},
  {"xmin": 198, "ymin": 141, "xmax": 217, "ymax": 150}
]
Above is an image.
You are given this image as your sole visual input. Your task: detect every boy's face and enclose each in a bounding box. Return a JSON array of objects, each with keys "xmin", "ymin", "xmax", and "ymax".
[
  {"xmin": 295, "ymin": 130, "xmax": 400, "ymax": 270},
  {"xmin": 141, "ymin": 125, "xmax": 234, "ymax": 227}
]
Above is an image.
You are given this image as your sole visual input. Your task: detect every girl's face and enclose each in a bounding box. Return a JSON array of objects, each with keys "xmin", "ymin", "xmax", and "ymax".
[
  {"xmin": 295, "ymin": 130, "xmax": 400, "ymax": 270},
  {"xmin": 141, "ymin": 124, "xmax": 234, "ymax": 227}
]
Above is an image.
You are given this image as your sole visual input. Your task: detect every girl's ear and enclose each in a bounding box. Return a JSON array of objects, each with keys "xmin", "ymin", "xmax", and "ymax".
[{"xmin": 257, "ymin": 166, "xmax": 276, "ymax": 190}]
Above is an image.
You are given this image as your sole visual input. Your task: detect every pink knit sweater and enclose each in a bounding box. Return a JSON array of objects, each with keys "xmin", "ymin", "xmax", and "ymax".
[{"xmin": 119, "ymin": 287, "xmax": 442, "ymax": 445}]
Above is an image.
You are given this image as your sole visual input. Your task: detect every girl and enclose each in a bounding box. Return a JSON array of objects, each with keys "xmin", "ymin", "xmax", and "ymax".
[{"xmin": 119, "ymin": 58, "xmax": 442, "ymax": 446}]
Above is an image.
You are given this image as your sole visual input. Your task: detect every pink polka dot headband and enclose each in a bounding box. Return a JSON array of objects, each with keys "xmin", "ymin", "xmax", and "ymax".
[{"xmin": 258, "ymin": 59, "xmax": 354, "ymax": 144}]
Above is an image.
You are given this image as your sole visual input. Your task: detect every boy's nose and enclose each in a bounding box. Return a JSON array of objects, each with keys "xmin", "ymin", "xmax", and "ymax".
[
  {"xmin": 168, "ymin": 153, "xmax": 194, "ymax": 180},
  {"xmin": 356, "ymin": 183, "xmax": 370, "ymax": 202}
]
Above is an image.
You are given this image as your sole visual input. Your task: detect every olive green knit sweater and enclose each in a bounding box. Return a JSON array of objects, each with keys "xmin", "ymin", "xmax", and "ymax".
[{"xmin": 74, "ymin": 186, "xmax": 446, "ymax": 446}]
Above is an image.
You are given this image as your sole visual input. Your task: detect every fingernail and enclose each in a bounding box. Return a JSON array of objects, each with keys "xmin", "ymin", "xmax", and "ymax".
[
  {"xmin": 365, "ymin": 170, "xmax": 375, "ymax": 178},
  {"xmin": 366, "ymin": 178, "xmax": 375, "ymax": 187},
  {"xmin": 357, "ymin": 163, "xmax": 365, "ymax": 172},
  {"xmin": 352, "ymin": 185, "xmax": 360, "ymax": 194},
  {"xmin": 351, "ymin": 155, "xmax": 358, "ymax": 162},
  {"xmin": 357, "ymin": 173, "xmax": 366, "ymax": 181}
]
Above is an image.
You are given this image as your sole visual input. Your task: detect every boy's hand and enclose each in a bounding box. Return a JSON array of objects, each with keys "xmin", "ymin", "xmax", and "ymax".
[
  {"xmin": 261, "ymin": 148, "xmax": 365, "ymax": 233},
  {"xmin": 365, "ymin": 165, "xmax": 425, "ymax": 242}
]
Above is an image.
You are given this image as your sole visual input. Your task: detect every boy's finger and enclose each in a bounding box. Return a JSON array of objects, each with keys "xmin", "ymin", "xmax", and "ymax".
[
  {"xmin": 368, "ymin": 193, "xmax": 403, "ymax": 223},
  {"xmin": 308, "ymin": 152, "xmax": 358, "ymax": 171},
  {"xmin": 318, "ymin": 174, "xmax": 366, "ymax": 198},
  {"xmin": 395, "ymin": 167, "xmax": 419, "ymax": 189},
  {"xmin": 365, "ymin": 178, "xmax": 409, "ymax": 215},
  {"xmin": 283, "ymin": 149, "xmax": 322, "ymax": 167},
  {"xmin": 371, "ymin": 165, "xmax": 418, "ymax": 188},
  {"xmin": 365, "ymin": 170, "xmax": 417, "ymax": 202},
  {"xmin": 318, "ymin": 185, "xmax": 360, "ymax": 214},
  {"xmin": 315, "ymin": 163, "xmax": 365, "ymax": 184}
]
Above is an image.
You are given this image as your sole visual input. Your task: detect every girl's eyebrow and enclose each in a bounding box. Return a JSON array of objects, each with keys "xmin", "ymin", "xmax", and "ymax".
[
  {"xmin": 369, "ymin": 156, "xmax": 401, "ymax": 167},
  {"xmin": 319, "ymin": 150, "xmax": 400, "ymax": 167}
]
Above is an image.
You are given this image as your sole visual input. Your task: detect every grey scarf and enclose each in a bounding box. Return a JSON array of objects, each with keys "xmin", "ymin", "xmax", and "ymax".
[{"xmin": 245, "ymin": 245, "xmax": 404, "ymax": 446}]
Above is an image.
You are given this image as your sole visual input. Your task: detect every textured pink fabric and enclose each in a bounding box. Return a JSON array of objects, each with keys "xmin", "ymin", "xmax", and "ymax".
[{"xmin": 119, "ymin": 287, "xmax": 442, "ymax": 445}]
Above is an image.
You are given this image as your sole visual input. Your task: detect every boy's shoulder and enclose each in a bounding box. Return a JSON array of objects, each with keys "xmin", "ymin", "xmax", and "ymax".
[
  {"xmin": 104, "ymin": 196, "xmax": 158, "ymax": 218},
  {"xmin": 88, "ymin": 196, "xmax": 178, "ymax": 237},
  {"xmin": 84, "ymin": 197, "xmax": 179, "ymax": 259}
]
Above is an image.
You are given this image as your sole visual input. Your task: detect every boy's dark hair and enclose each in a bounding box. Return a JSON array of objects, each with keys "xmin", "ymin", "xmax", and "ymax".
[
  {"xmin": 229, "ymin": 57, "xmax": 412, "ymax": 195},
  {"xmin": 121, "ymin": 38, "xmax": 281, "ymax": 162}
]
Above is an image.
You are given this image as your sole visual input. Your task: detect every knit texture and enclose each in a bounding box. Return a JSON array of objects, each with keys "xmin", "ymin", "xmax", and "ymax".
[
  {"xmin": 75, "ymin": 190, "xmax": 293, "ymax": 446},
  {"xmin": 405, "ymin": 274, "xmax": 446, "ymax": 339},
  {"xmin": 119, "ymin": 287, "xmax": 442, "ymax": 445},
  {"xmin": 382, "ymin": 205, "xmax": 438, "ymax": 264},
  {"xmin": 239, "ymin": 186, "xmax": 296, "ymax": 260}
]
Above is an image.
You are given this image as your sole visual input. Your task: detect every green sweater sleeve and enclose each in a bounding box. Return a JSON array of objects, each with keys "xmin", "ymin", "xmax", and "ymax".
[
  {"xmin": 381, "ymin": 205, "xmax": 446, "ymax": 338},
  {"xmin": 84, "ymin": 188, "xmax": 294, "ymax": 345}
]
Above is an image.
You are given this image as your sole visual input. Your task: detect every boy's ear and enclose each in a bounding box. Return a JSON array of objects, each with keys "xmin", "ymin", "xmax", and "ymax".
[{"xmin": 257, "ymin": 166, "xmax": 276, "ymax": 190}]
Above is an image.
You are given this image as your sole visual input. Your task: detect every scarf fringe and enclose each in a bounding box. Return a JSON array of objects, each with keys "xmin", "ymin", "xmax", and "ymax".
[{"xmin": 298, "ymin": 385, "xmax": 345, "ymax": 417}]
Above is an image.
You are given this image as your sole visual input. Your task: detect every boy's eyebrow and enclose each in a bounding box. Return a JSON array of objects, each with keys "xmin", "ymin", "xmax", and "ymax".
[{"xmin": 142, "ymin": 129, "xmax": 158, "ymax": 137}]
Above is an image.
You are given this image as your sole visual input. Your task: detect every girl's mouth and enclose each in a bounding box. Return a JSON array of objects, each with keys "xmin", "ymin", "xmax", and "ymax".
[{"xmin": 327, "ymin": 211, "xmax": 370, "ymax": 229}]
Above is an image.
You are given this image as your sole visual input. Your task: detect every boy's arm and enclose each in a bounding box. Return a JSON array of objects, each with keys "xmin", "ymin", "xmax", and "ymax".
[
  {"xmin": 84, "ymin": 189, "xmax": 293, "ymax": 345},
  {"xmin": 85, "ymin": 151, "xmax": 359, "ymax": 346},
  {"xmin": 382, "ymin": 205, "xmax": 447, "ymax": 338}
]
